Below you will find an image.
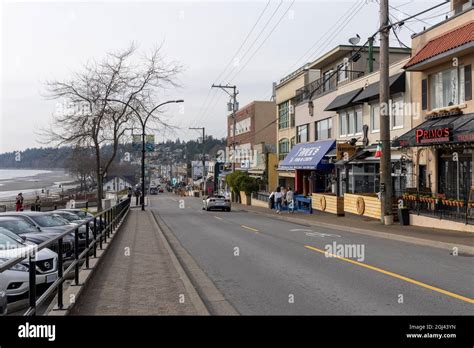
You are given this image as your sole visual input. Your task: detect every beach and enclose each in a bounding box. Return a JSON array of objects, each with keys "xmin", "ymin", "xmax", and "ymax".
[{"xmin": 0, "ymin": 169, "xmax": 77, "ymax": 200}]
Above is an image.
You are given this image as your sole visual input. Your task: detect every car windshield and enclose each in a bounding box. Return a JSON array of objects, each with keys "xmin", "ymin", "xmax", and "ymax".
[
  {"xmin": 0, "ymin": 230, "xmax": 23, "ymax": 249},
  {"xmin": 0, "ymin": 220, "xmax": 38, "ymax": 234},
  {"xmin": 55, "ymin": 213, "xmax": 78, "ymax": 222},
  {"xmin": 31, "ymin": 215, "xmax": 68, "ymax": 227}
]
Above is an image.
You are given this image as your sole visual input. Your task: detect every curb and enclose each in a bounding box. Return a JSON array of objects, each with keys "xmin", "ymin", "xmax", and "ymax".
[
  {"xmin": 243, "ymin": 207, "xmax": 474, "ymax": 256},
  {"xmin": 149, "ymin": 210, "xmax": 210, "ymax": 316},
  {"xmin": 151, "ymin": 211, "xmax": 239, "ymax": 315}
]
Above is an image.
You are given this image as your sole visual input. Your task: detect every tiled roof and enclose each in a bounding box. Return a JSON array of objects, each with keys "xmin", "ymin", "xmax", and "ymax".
[{"xmin": 405, "ymin": 21, "xmax": 474, "ymax": 68}]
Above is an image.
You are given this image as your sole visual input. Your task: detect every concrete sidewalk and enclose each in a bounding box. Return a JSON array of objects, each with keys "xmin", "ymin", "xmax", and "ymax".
[
  {"xmin": 234, "ymin": 202, "xmax": 474, "ymax": 252},
  {"xmin": 70, "ymin": 208, "xmax": 206, "ymax": 315}
]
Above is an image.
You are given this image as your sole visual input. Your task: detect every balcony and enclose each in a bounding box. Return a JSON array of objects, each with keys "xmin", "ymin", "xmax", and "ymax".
[{"xmin": 293, "ymin": 69, "xmax": 364, "ymax": 104}]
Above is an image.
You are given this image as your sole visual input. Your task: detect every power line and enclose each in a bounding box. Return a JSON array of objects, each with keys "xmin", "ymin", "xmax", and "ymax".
[
  {"xmin": 220, "ymin": 0, "xmax": 285, "ymax": 84},
  {"xmin": 229, "ymin": 0, "xmax": 296, "ymax": 83}
]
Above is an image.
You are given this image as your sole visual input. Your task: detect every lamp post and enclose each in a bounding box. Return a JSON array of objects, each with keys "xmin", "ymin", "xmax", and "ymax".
[{"xmin": 106, "ymin": 98, "xmax": 184, "ymax": 211}]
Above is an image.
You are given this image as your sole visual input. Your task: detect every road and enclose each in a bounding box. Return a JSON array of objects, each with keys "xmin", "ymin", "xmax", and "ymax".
[{"xmin": 150, "ymin": 194, "xmax": 473, "ymax": 315}]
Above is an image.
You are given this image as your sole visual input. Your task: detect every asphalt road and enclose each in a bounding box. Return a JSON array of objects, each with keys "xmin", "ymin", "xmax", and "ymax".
[{"xmin": 150, "ymin": 194, "xmax": 474, "ymax": 315}]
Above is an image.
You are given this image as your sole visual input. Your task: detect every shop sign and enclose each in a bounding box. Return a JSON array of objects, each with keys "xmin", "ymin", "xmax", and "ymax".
[
  {"xmin": 336, "ymin": 144, "xmax": 356, "ymax": 160},
  {"xmin": 456, "ymin": 133, "xmax": 474, "ymax": 142},
  {"xmin": 415, "ymin": 127, "xmax": 452, "ymax": 144}
]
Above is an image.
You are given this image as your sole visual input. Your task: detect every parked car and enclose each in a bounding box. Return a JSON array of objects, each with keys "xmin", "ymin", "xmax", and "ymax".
[
  {"xmin": 0, "ymin": 274, "xmax": 7, "ymax": 315},
  {"xmin": 202, "ymin": 195, "xmax": 231, "ymax": 212},
  {"xmin": 0, "ymin": 212, "xmax": 90, "ymax": 252},
  {"xmin": 0, "ymin": 228, "xmax": 58, "ymax": 299},
  {"xmin": 159, "ymin": 187, "xmax": 164, "ymax": 193},
  {"xmin": 0, "ymin": 216, "xmax": 75, "ymax": 261},
  {"xmin": 57, "ymin": 209, "xmax": 105, "ymax": 232},
  {"xmin": 149, "ymin": 187, "xmax": 158, "ymax": 195}
]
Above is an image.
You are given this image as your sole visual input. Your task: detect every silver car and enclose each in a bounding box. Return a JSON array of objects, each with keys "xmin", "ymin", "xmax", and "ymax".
[
  {"xmin": 0, "ymin": 273, "xmax": 7, "ymax": 315},
  {"xmin": 0, "ymin": 228, "xmax": 58, "ymax": 299},
  {"xmin": 202, "ymin": 195, "xmax": 231, "ymax": 212}
]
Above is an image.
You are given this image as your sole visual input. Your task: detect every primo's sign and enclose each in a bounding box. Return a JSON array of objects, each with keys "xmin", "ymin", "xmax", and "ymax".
[{"xmin": 415, "ymin": 127, "xmax": 452, "ymax": 145}]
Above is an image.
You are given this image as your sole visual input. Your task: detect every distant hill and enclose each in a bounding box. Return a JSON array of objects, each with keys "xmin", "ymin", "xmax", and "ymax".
[{"xmin": 0, "ymin": 137, "xmax": 227, "ymax": 169}]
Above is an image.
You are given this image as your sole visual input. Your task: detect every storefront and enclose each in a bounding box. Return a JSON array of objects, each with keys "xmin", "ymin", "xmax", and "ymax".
[{"xmin": 278, "ymin": 140, "xmax": 336, "ymax": 194}]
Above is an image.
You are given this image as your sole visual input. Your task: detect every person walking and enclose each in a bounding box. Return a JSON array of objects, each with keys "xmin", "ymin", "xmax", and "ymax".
[
  {"xmin": 286, "ymin": 187, "xmax": 294, "ymax": 214},
  {"xmin": 273, "ymin": 187, "xmax": 283, "ymax": 214},
  {"xmin": 34, "ymin": 195, "xmax": 41, "ymax": 212},
  {"xmin": 15, "ymin": 193, "xmax": 24, "ymax": 212}
]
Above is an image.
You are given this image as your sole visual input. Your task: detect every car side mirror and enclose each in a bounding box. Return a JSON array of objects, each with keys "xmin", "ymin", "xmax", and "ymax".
[{"xmin": 37, "ymin": 226, "xmax": 42, "ymax": 232}]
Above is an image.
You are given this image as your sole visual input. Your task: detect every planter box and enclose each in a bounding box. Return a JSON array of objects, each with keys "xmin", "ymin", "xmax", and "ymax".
[
  {"xmin": 240, "ymin": 191, "xmax": 251, "ymax": 206},
  {"xmin": 344, "ymin": 193, "xmax": 381, "ymax": 220},
  {"xmin": 312, "ymin": 193, "xmax": 344, "ymax": 216}
]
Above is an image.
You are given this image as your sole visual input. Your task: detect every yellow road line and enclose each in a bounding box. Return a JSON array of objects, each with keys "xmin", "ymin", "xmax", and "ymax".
[
  {"xmin": 241, "ymin": 225, "xmax": 259, "ymax": 233},
  {"xmin": 304, "ymin": 245, "xmax": 474, "ymax": 304}
]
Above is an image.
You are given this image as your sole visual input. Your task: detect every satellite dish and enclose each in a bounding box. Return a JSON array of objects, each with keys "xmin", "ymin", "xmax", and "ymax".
[{"xmin": 348, "ymin": 34, "xmax": 361, "ymax": 46}]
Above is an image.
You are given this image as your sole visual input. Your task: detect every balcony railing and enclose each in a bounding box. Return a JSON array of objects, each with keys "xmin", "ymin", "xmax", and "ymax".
[{"xmin": 294, "ymin": 70, "xmax": 365, "ymax": 104}]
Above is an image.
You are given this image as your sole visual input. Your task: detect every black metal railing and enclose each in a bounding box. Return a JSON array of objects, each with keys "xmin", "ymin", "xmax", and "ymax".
[
  {"xmin": 0, "ymin": 197, "xmax": 131, "ymax": 316},
  {"xmin": 294, "ymin": 70, "xmax": 365, "ymax": 104},
  {"xmin": 398, "ymin": 190, "xmax": 474, "ymax": 225},
  {"xmin": 252, "ymin": 192, "xmax": 270, "ymax": 202}
]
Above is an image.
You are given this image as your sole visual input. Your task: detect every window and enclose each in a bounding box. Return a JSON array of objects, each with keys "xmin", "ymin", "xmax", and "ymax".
[
  {"xmin": 390, "ymin": 97, "xmax": 404, "ymax": 129},
  {"xmin": 316, "ymin": 118, "xmax": 332, "ymax": 140},
  {"xmin": 278, "ymin": 101, "xmax": 289, "ymax": 129},
  {"xmin": 371, "ymin": 104, "xmax": 380, "ymax": 132},
  {"xmin": 323, "ymin": 70, "xmax": 333, "ymax": 92},
  {"xmin": 279, "ymin": 138, "xmax": 290, "ymax": 160},
  {"xmin": 347, "ymin": 110, "xmax": 354, "ymax": 135},
  {"xmin": 355, "ymin": 108, "xmax": 363, "ymax": 134},
  {"xmin": 429, "ymin": 66, "xmax": 466, "ymax": 109},
  {"xmin": 297, "ymin": 124, "xmax": 309, "ymax": 143},
  {"xmin": 337, "ymin": 62, "xmax": 348, "ymax": 84},
  {"xmin": 339, "ymin": 113, "xmax": 347, "ymax": 136}
]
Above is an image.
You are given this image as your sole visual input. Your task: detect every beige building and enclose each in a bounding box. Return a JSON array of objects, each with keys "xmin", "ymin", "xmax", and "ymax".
[{"xmin": 394, "ymin": 0, "xmax": 474, "ymax": 231}]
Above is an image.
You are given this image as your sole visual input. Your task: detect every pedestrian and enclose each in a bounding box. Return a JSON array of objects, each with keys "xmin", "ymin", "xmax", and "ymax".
[
  {"xmin": 127, "ymin": 187, "xmax": 133, "ymax": 199},
  {"xmin": 34, "ymin": 195, "xmax": 41, "ymax": 212},
  {"xmin": 286, "ymin": 187, "xmax": 294, "ymax": 214},
  {"xmin": 15, "ymin": 193, "xmax": 23, "ymax": 212},
  {"xmin": 273, "ymin": 187, "xmax": 283, "ymax": 214}
]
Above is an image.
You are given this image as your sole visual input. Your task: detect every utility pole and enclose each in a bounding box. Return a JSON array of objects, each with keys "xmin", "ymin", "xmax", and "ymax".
[
  {"xmin": 189, "ymin": 127, "xmax": 206, "ymax": 193},
  {"xmin": 368, "ymin": 36, "xmax": 375, "ymax": 73},
  {"xmin": 211, "ymin": 84, "xmax": 238, "ymax": 172},
  {"xmin": 379, "ymin": 0, "xmax": 392, "ymax": 224}
]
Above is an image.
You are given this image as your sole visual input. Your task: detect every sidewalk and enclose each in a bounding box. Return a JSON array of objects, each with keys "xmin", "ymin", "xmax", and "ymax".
[
  {"xmin": 234, "ymin": 202, "xmax": 474, "ymax": 252},
  {"xmin": 70, "ymin": 208, "xmax": 205, "ymax": 315}
]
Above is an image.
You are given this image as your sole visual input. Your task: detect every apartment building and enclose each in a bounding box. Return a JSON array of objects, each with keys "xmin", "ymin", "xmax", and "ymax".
[
  {"xmin": 393, "ymin": 0, "xmax": 474, "ymax": 230},
  {"xmin": 279, "ymin": 45, "xmax": 411, "ymax": 194}
]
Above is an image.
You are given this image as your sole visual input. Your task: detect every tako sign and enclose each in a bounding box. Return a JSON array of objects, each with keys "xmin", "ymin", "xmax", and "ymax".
[{"xmin": 415, "ymin": 127, "xmax": 452, "ymax": 145}]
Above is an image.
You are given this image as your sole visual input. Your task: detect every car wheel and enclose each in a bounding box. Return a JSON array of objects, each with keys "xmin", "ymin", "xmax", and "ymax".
[
  {"xmin": 206, "ymin": 207, "xmax": 210, "ymax": 211},
  {"xmin": 227, "ymin": 208, "xmax": 231, "ymax": 212}
]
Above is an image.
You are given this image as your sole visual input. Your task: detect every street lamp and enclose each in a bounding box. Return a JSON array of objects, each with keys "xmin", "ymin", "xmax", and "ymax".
[{"xmin": 106, "ymin": 98, "xmax": 184, "ymax": 211}]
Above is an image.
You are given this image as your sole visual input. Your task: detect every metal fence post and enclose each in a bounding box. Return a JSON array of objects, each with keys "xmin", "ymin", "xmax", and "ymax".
[
  {"xmin": 93, "ymin": 217, "xmax": 97, "ymax": 258},
  {"xmin": 99, "ymin": 215, "xmax": 103, "ymax": 249},
  {"xmin": 74, "ymin": 228, "xmax": 79, "ymax": 285},
  {"xmin": 85, "ymin": 222, "xmax": 90, "ymax": 269},
  {"xmin": 28, "ymin": 253, "xmax": 37, "ymax": 315},
  {"xmin": 57, "ymin": 237, "xmax": 64, "ymax": 309}
]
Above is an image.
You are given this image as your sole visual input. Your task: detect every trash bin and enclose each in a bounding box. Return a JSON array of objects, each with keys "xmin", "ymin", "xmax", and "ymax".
[{"xmin": 398, "ymin": 208, "xmax": 410, "ymax": 226}]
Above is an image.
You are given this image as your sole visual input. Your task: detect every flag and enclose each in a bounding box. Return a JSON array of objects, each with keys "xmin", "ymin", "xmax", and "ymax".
[{"xmin": 375, "ymin": 143, "xmax": 382, "ymax": 158}]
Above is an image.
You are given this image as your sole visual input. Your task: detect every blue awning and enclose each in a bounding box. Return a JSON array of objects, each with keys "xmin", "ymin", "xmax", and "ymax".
[{"xmin": 279, "ymin": 140, "xmax": 336, "ymax": 170}]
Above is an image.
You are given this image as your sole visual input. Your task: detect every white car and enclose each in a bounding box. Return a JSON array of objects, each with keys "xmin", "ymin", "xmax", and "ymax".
[
  {"xmin": 0, "ymin": 274, "xmax": 7, "ymax": 315},
  {"xmin": 0, "ymin": 227, "xmax": 58, "ymax": 299},
  {"xmin": 202, "ymin": 195, "xmax": 231, "ymax": 212}
]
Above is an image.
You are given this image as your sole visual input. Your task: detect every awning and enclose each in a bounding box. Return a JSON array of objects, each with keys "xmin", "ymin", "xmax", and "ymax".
[
  {"xmin": 324, "ymin": 88, "xmax": 363, "ymax": 111},
  {"xmin": 393, "ymin": 113, "xmax": 474, "ymax": 147},
  {"xmin": 279, "ymin": 140, "xmax": 336, "ymax": 170},
  {"xmin": 404, "ymin": 21, "xmax": 474, "ymax": 70},
  {"xmin": 353, "ymin": 72, "xmax": 405, "ymax": 103}
]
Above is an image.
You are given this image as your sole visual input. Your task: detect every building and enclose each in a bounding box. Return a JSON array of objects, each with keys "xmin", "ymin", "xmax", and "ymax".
[
  {"xmin": 103, "ymin": 175, "xmax": 135, "ymax": 192},
  {"xmin": 280, "ymin": 45, "xmax": 411, "ymax": 195},
  {"xmin": 275, "ymin": 65, "xmax": 313, "ymax": 189},
  {"xmin": 393, "ymin": 0, "xmax": 474, "ymax": 230},
  {"xmin": 227, "ymin": 100, "xmax": 276, "ymax": 170}
]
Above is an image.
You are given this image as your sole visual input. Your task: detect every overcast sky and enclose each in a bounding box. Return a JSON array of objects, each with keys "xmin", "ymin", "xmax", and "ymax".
[{"xmin": 0, "ymin": 0, "xmax": 449, "ymax": 153}]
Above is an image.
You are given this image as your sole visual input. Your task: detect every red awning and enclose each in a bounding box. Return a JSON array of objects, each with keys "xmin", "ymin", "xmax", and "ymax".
[{"xmin": 404, "ymin": 21, "xmax": 474, "ymax": 69}]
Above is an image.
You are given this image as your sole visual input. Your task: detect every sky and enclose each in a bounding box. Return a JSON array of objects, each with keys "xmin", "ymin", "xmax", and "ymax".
[{"xmin": 0, "ymin": 0, "xmax": 450, "ymax": 153}]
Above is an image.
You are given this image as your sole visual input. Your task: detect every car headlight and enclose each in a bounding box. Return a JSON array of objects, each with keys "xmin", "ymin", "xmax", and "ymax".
[{"xmin": 0, "ymin": 258, "xmax": 29, "ymax": 272}]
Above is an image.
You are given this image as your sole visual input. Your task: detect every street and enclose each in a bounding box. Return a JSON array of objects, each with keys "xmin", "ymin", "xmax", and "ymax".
[{"xmin": 150, "ymin": 193, "xmax": 473, "ymax": 315}]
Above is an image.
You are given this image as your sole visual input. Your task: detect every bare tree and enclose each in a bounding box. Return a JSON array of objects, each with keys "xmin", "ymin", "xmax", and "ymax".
[
  {"xmin": 42, "ymin": 44, "xmax": 182, "ymax": 211},
  {"xmin": 65, "ymin": 147, "xmax": 96, "ymax": 191}
]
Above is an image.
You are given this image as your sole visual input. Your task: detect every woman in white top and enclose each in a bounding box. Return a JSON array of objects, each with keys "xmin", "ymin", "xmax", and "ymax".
[{"xmin": 273, "ymin": 187, "xmax": 283, "ymax": 214}]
